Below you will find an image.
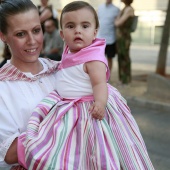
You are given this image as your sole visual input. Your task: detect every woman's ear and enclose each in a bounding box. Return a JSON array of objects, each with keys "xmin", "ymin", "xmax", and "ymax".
[{"xmin": 0, "ymin": 32, "xmax": 7, "ymax": 43}]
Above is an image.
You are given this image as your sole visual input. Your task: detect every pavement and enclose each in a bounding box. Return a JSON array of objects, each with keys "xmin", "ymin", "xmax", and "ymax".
[
  {"xmin": 0, "ymin": 41, "xmax": 170, "ymax": 112},
  {"xmin": 109, "ymin": 59, "xmax": 170, "ymax": 112},
  {"xmin": 129, "ymin": 103, "xmax": 170, "ymax": 170}
]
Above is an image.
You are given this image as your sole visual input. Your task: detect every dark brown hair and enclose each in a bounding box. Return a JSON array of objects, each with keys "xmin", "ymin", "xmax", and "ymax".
[
  {"xmin": 124, "ymin": 0, "xmax": 133, "ymax": 5},
  {"xmin": 0, "ymin": 0, "xmax": 37, "ymax": 34},
  {"xmin": 60, "ymin": 1, "xmax": 99, "ymax": 29}
]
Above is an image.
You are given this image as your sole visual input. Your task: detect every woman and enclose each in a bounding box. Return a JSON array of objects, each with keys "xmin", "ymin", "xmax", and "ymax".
[
  {"xmin": 0, "ymin": 0, "xmax": 58, "ymax": 169},
  {"xmin": 115, "ymin": 0, "xmax": 134, "ymax": 85}
]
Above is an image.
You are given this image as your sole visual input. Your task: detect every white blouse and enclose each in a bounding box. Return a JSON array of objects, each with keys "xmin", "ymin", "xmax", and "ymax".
[{"xmin": 0, "ymin": 59, "xmax": 57, "ymax": 169}]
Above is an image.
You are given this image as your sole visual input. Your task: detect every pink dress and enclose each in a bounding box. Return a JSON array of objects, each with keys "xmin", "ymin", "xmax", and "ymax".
[{"xmin": 22, "ymin": 39, "xmax": 154, "ymax": 170}]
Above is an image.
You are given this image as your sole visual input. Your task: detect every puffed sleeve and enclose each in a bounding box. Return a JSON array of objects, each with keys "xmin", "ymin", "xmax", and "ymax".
[{"xmin": 0, "ymin": 97, "xmax": 20, "ymax": 168}]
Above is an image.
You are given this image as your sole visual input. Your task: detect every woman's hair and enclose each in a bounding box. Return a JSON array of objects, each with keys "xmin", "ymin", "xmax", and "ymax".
[
  {"xmin": 0, "ymin": 0, "xmax": 37, "ymax": 34},
  {"xmin": 2, "ymin": 44, "xmax": 11, "ymax": 60},
  {"xmin": 60, "ymin": 1, "xmax": 99, "ymax": 29},
  {"xmin": 124, "ymin": 0, "xmax": 133, "ymax": 5}
]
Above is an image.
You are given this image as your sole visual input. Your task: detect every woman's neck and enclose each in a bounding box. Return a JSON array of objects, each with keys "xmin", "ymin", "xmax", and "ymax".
[{"xmin": 41, "ymin": 3, "xmax": 48, "ymax": 8}]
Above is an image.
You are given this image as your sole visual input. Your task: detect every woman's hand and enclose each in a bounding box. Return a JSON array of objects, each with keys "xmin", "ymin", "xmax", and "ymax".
[{"xmin": 5, "ymin": 138, "xmax": 18, "ymax": 164}]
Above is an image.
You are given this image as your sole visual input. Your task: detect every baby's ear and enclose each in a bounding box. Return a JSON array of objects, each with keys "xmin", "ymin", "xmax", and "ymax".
[
  {"xmin": 94, "ymin": 29, "xmax": 98, "ymax": 38},
  {"xmin": 60, "ymin": 30, "xmax": 64, "ymax": 41}
]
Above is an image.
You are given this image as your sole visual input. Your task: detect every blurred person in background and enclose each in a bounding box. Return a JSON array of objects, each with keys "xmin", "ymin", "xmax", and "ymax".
[
  {"xmin": 0, "ymin": 44, "xmax": 11, "ymax": 68},
  {"xmin": 37, "ymin": 0, "xmax": 59, "ymax": 31},
  {"xmin": 97, "ymin": 0, "xmax": 119, "ymax": 75},
  {"xmin": 115, "ymin": 0, "xmax": 134, "ymax": 85},
  {"xmin": 40, "ymin": 18, "xmax": 63, "ymax": 61}
]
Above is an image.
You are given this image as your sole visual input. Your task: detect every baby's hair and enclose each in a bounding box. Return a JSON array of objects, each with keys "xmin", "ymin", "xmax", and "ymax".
[
  {"xmin": 60, "ymin": 1, "xmax": 99, "ymax": 29},
  {"xmin": 0, "ymin": 0, "xmax": 37, "ymax": 34}
]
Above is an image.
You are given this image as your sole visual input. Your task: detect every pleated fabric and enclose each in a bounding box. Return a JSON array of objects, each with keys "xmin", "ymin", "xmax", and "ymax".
[
  {"xmin": 10, "ymin": 165, "xmax": 27, "ymax": 170},
  {"xmin": 22, "ymin": 84, "xmax": 154, "ymax": 170}
]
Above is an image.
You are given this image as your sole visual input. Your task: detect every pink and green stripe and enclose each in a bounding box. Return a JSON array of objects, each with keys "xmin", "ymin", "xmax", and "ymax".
[{"xmin": 23, "ymin": 86, "xmax": 154, "ymax": 170}]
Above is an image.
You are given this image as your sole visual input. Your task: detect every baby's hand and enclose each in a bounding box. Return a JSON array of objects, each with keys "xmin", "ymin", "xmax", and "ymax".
[{"xmin": 89, "ymin": 101, "xmax": 105, "ymax": 120}]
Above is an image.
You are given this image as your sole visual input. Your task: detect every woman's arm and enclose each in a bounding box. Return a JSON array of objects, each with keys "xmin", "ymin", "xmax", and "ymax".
[
  {"xmin": 5, "ymin": 136, "xmax": 27, "ymax": 168},
  {"xmin": 0, "ymin": 96, "xmax": 24, "ymax": 167},
  {"xmin": 0, "ymin": 104, "xmax": 20, "ymax": 167},
  {"xmin": 84, "ymin": 61, "xmax": 108, "ymax": 120},
  {"xmin": 115, "ymin": 6, "xmax": 134, "ymax": 27},
  {"xmin": 39, "ymin": 8, "xmax": 53, "ymax": 23}
]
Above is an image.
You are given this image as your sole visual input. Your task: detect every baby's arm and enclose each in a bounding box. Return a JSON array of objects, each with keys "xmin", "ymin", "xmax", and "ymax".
[{"xmin": 84, "ymin": 61, "xmax": 108, "ymax": 120}]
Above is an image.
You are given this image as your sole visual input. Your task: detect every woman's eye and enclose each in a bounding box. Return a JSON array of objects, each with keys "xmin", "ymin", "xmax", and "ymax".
[
  {"xmin": 16, "ymin": 32, "xmax": 25, "ymax": 37},
  {"xmin": 34, "ymin": 28, "xmax": 41, "ymax": 34}
]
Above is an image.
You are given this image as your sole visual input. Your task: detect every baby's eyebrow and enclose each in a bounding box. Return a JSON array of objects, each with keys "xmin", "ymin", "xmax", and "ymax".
[
  {"xmin": 65, "ymin": 22, "xmax": 74, "ymax": 26},
  {"xmin": 81, "ymin": 21, "xmax": 91, "ymax": 25}
]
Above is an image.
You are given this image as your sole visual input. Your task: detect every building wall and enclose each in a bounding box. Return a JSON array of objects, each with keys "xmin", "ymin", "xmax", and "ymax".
[
  {"xmin": 33, "ymin": 0, "xmax": 169, "ymax": 11},
  {"xmin": 33, "ymin": 0, "xmax": 169, "ymax": 45}
]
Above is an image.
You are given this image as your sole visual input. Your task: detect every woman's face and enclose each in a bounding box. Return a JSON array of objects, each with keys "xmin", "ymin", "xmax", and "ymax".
[
  {"xmin": 1, "ymin": 9, "xmax": 43, "ymax": 66},
  {"xmin": 106, "ymin": 0, "xmax": 112, "ymax": 4},
  {"xmin": 41, "ymin": 0, "xmax": 48, "ymax": 6}
]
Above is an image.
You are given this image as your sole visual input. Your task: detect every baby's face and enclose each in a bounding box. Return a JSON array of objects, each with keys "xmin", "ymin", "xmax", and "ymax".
[{"xmin": 60, "ymin": 7, "xmax": 97, "ymax": 53}]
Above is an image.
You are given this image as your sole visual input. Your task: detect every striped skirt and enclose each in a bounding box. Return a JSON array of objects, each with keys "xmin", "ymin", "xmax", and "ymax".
[{"xmin": 23, "ymin": 85, "xmax": 154, "ymax": 170}]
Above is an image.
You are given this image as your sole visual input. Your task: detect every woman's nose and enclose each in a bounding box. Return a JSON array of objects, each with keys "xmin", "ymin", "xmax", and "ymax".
[{"xmin": 27, "ymin": 33, "xmax": 36, "ymax": 44}]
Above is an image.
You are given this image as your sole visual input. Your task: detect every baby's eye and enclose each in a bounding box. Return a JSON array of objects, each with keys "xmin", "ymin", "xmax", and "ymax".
[
  {"xmin": 67, "ymin": 25, "xmax": 74, "ymax": 29},
  {"xmin": 16, "ymin": 32, "xmax": 25, "ymax": 37},
  {"xmin": 83, "ymin": 24, "xmax": 89, "ymax": 28}
]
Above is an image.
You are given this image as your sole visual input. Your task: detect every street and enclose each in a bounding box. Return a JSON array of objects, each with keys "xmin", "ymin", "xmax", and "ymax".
[
  {"xmin": 129, "ymin": 103, "xmax": 170, "ymax": 170},
  {"xmin": 130, "ymin": 45, "xmax": 170, "ymax": 75},
  {"xmin": 131, "ymin": 45, "xmax": 170, "ymax": 66}
]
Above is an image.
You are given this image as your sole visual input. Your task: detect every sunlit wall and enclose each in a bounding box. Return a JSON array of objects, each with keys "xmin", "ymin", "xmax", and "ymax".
[
  {"xmin": 27, "ymin": 0, "xmax": 170, "ymax": 45},
  {"xmin": 33, "ymin": 0, "xmax": 169, "ymax": 11}
]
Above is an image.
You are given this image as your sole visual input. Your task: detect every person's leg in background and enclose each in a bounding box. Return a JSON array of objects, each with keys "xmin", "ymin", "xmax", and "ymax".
[
  {"xmin": 105, "ymin": 43, "xmax": 117, "ymax": 84},
  {"xmin": 105, "ymin": 42, "xmax": 116, "ymax": 72},
  {"xmin": 117, "ymin": 39, "xmax": 131, "ymax": 85}
]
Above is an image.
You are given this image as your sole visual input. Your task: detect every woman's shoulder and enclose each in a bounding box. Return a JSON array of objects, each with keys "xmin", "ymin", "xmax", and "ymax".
[
  {"xmin": 124, "ymin": 6, "xmax": 134, "ymax": 16},
  {"xmin": 39, "ymin": 58, "xmax": 59, "ymax": 70},
  {"xmin": 0, "ymin": 59, "xmax": 58, "ymax": 81}
]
